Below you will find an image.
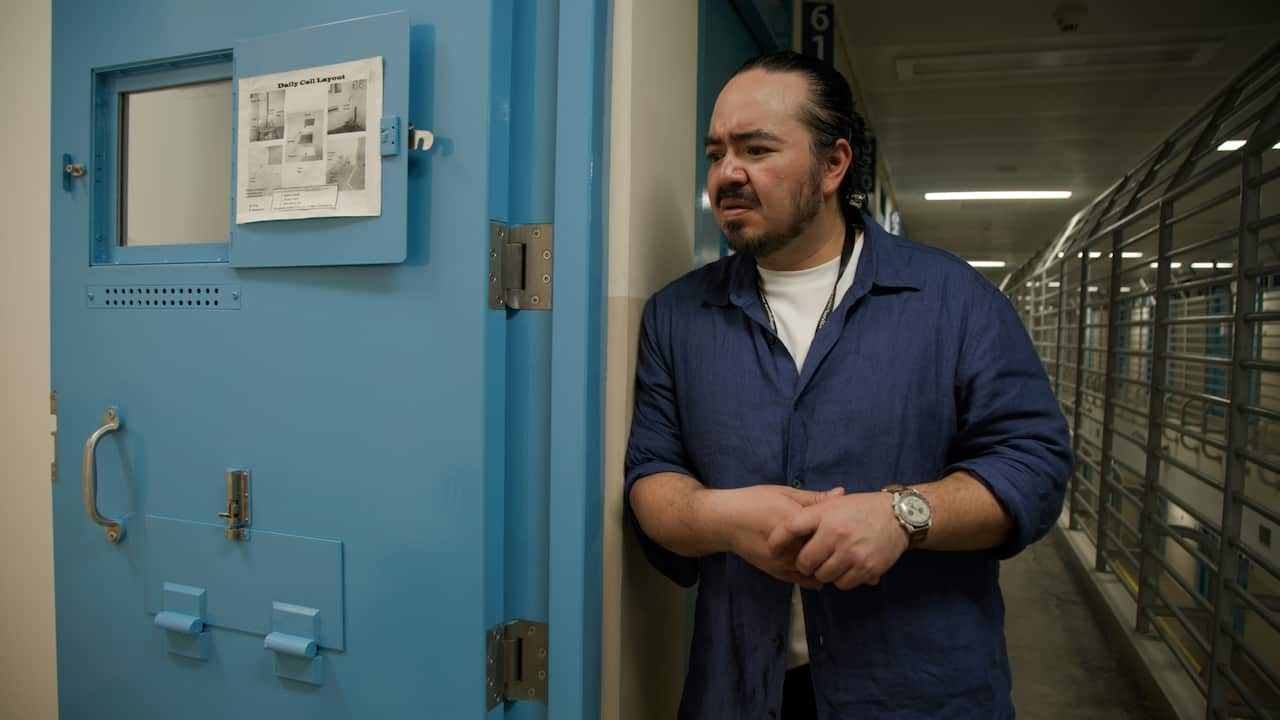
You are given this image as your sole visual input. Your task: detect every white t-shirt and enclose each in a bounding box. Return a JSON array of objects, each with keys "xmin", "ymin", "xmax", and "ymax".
[{"xmin": 755, "ymin": 230, "xmax": 862, "ymax": 670}]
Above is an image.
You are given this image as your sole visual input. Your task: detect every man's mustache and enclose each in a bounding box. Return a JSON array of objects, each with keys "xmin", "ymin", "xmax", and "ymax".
[{"xmin": 716, "ymin": 187, "xmax": 760, "ymax": 207}]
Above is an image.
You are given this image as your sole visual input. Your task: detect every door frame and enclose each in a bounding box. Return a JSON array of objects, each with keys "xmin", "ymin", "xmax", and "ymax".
[{"xmin": 549, "ymin": 0, "xmax": 610, "ymax": 716}]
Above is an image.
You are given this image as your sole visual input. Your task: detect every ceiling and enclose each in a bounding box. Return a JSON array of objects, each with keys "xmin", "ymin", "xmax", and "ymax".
[{"xmin": 832, "ymin": 0, "xmax": 1280, "ymax": 282}]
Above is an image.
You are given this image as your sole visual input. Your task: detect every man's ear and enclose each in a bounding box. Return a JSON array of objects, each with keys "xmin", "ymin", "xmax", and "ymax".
[{"xmin": 823, "ymin": 138, "xmax": 854, "ymax": 196}]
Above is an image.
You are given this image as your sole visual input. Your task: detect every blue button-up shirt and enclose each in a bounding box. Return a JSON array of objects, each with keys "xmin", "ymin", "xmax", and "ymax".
[{"xmin": 624, "ymin": 212, "xmax": 1072, "ymax": 719}]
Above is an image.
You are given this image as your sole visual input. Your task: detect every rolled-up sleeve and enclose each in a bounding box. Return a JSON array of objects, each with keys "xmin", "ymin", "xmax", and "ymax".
[
  {"xmin": 942, "ymin": 284, "xmax": 1073, "ymax": 559},
  {"xmin": 624, "ymin": 296, "xmax": 700, "ymax": 587}
]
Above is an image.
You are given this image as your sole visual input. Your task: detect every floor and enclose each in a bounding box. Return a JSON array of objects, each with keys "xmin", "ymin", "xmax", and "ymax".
[{"xmin": 1002, "ymin": 534, "xmax": 1158, "ymax": 719}]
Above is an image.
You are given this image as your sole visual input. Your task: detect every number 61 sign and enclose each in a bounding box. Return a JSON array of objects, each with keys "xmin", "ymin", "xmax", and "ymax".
[{"xmin": 802, "ymin": 2, "xmax": 834, "ymax": 65}]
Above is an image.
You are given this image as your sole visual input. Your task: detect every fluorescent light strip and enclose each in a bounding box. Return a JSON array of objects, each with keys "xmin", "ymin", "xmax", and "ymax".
[
  {"xmin": 926, "ymin": 191, "xmax": 1072, "ymax": 201},
  {"xmin": 1148, "ymin": 261, "xmax": 1233, "ymax": 269},
  {"xmin": 1216, "ymin": 139, "xmax": 1280, "ymax": 151},
  {"xmin": 1068, "ymin": 251, "xmax": 1143, "ymax": 259},
  {"xmin": 967, "ymin": 260, "xmax": 1007, "ymax": 268}
]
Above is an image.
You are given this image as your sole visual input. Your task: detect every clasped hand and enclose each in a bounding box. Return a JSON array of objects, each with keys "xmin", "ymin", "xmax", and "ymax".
[{"xmin": 711, "ymin": 485, "xmax": 909, "ymax": 590}]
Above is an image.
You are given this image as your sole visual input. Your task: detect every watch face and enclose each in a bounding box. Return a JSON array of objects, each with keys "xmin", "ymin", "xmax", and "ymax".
[{"xmin": 899, "ymin": 495, "xmax": 932, "ymax": 527}]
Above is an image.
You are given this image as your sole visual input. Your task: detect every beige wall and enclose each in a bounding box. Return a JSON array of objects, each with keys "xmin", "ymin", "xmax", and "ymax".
[
  {"xmin": 600, "ymin": 0, "xmax": 698, "ymax": 718},
  {"xmin": 0, "ymin": 0, "xmax": 57, "ymax": 718}
]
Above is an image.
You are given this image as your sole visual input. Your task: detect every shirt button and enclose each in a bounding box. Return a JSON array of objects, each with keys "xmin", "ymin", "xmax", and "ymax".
[
  {"xmin": 790, "ymin": 479, "xmax": 801, "ymax": 488},
  {"xmin": 773, "ymin": 635, "xmax": 783, "ymax": 651},
  {"xmin": 768, "ymin": 711, "xmax": 778, "ymax": 719}
]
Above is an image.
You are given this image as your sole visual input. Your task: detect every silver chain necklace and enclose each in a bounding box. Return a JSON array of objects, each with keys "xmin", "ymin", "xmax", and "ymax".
[{"xmin": 757, "ymin": 230, "xmax": 857, "ymax": 338}]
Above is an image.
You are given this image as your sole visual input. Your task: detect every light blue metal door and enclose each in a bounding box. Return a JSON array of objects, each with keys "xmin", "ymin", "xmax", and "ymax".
[{"xmin": 48, "ymin": 0, "xmax": 603, "ymax": 717}]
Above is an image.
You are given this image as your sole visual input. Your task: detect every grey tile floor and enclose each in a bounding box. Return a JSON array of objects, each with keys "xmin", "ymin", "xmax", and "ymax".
[{"xmin": 1002, "ymin": 536, "xmax": 1158, "ymax": 719}]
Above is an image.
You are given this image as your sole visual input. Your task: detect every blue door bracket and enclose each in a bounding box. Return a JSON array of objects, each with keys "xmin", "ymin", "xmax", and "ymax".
[
  {"xmin": 379, "ymin": 116, "xmax": 435, "ymax": 157},
  {"xmin": 154, "ymin": 582, "xmax": 210, "ymax": 661},
  {"xmin": 379, "ymin": 115, "xmax": 401, "ymax": 156},
  {"xmin": 264, "ymin": 602, "xmax": 323, "ymax": 685}
]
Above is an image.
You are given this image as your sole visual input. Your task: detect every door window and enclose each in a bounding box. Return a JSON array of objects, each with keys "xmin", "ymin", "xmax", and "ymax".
[
  {"xmin": 120, "ymin": 80, "xmax": 232, "ymax": 247},
  {"xmin": 93, "ymin": 53, "xmax": 233, "ymax": 264}
]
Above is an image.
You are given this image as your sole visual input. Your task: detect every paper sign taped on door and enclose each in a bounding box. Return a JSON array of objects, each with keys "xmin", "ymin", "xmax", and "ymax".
[{"xmin": 235, "ymin": 57, "xmax": 382, "ymax": 223}]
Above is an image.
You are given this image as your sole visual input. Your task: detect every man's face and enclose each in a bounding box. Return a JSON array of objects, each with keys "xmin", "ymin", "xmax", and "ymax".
[{"xmin": 705, "ymin": 69, "xmax": 825, "ymax": 258}]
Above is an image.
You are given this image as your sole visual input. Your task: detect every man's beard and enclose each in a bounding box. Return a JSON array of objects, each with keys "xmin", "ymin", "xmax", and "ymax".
[{"xmin": 721, "ymin": 165, "xmax": 823, "ymax": 258}]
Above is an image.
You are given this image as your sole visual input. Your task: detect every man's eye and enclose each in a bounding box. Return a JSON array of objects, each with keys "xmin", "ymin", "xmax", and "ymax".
[
  {"xmin": 748, "ymin": 146, "xmax": 772, "ymax": 156},
  {"xmin": 706, "ymin": 152, "xmax": 722, "ymax": 163}
]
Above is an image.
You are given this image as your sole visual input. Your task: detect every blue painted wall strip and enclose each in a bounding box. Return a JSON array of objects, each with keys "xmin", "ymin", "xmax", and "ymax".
[{"xmin": 549, "ymin": 0, "xmax": 608, "ymax": 716}]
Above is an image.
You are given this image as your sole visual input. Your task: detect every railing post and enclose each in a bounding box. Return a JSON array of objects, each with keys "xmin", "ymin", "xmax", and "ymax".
[
  {"xmin": 1136, "ymin": 199, "xmax": 1173, "ymax": 635},
  {"xmin": 1135, "ymin": 88, "xmax": 1239, "ymax": 639},
  {"xmin": 1071, "ymin": 248, "xmax": 1092, "ymax": 534},
  {"xmin": 1206, "ymin": 96, "xmax": 1277, "ymax": 720},
  {"xmin": 1072, "ymin": 181, "xmax": 1130, "ymax": 541},
  {"xmin": 1096, "ymin": 227, "xmax": 1125, "ymax": 572},
  {"xmin": 1054, "ymin": 255, "xmax": 1081, "ymax": 529},
  {"xmin": 1097, "ymin": 146, "xmax": 1168, "ymax": 573}
]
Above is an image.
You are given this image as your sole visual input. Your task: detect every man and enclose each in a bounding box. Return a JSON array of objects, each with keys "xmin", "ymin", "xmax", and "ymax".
[{"xmin": 624, "ymin": 52, "xmax": 1072, "ymax": 719}]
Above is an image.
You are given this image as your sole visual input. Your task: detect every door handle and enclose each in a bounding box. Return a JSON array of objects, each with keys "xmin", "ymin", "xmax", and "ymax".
[{"xmin": 82, "ymin": 407, "xmax": 125, "ymax": 544}]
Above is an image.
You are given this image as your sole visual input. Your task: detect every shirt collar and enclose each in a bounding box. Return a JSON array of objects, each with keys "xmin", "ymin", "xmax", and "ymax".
[{"xmin": 703, "ymin": 209, "xmax": 923, "ymax": 308}]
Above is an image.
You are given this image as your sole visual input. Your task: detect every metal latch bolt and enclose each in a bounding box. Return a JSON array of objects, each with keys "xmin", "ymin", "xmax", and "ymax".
[
  {"xmin": 218, "ymin": 469, "xmax": 250, "ymax": 540},
  {"xmin": 486, "ymin": 619, "xmax": 548, "ymax": 708},
  {"xmin": 489, "ymin": 222, "xmax": 553, "ymax": 310}
]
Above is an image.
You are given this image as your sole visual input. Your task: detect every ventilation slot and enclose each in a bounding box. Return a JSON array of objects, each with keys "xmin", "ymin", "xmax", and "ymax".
[{"xmin": 88, "ymin": 285, "xmax": 241, "ymax": 310}]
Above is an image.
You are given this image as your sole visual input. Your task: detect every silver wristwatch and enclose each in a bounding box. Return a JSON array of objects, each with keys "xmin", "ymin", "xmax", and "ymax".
[{"xmin": 882, "ymin": 484, "xmax": 932, "ymax": 548}]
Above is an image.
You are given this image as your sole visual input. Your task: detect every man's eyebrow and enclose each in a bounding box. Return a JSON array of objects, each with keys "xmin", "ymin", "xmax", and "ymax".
[{"xmin": 703, "ymin": 129, "xmax": 785, "ymax": 147}]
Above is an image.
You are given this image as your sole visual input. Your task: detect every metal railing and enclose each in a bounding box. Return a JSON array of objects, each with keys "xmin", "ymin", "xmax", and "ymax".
[{"xmin": 1003, "ymin": 41, "xmax": 1280, "ymax": 720}]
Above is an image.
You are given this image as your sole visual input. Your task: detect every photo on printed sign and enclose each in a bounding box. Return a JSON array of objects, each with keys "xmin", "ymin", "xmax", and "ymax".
[
  {"xmin": 248, "ymin": 90, "xmax": 284, "ymax": 142},
  {"xmin": 327, "ymin": 79, "xmax": 367, "ymax": 135},
  {"xmin": 246, "ymin": 144, "xmax": 282, "ymax": 194},
  {"xmin": 285, "ymin": 111, "xmax": 324, "ymax": 162},
  {"xmin": 326, "ymin": 136, "xmax": 366, "ymax": 191}
]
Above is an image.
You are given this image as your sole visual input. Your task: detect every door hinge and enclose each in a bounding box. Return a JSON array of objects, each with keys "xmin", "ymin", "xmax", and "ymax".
[
  {"xmin": 489, "ymin": 222, "xmax": 553, "ymax": 311},
  {"xmin": 485, "ymin": 619, "xmax": 548, "ymax": 709},
  {"xmin": 50, "ymin": 391, "xmax": 57, "ymax": 483}
]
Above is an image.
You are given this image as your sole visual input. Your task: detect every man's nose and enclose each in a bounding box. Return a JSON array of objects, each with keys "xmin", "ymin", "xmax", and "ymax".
[{"xmin": 712, "ymin": 151, "xmax": 749, "ymax": 187}]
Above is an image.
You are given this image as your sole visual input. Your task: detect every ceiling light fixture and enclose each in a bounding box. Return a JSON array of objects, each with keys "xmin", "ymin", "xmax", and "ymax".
[
  {"xmin": 967, "ymin": 260, "xmax": 1007, "ymax": 268},
  {"xmin": 927, "ymin": 191, "xmax": 1072, "ymax": 201}
]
